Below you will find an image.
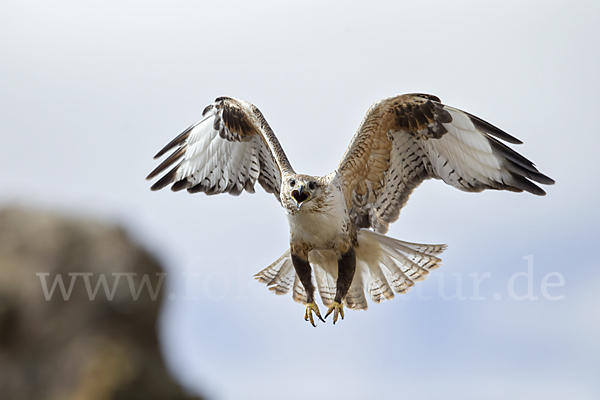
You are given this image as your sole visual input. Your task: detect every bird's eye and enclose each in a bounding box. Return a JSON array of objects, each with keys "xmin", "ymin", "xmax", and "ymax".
[
  {"xmin": 308, "ymin": 181, "xmax": 316, "ymax": 190},
  {"xmin": 289, "ymin": 179, "xmax": 296, "ymax": 187}
]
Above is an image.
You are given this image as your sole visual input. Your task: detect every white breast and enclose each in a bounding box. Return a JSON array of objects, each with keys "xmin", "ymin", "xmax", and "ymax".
[{"xmin": 286, "ymin": 180, "xmax": 349, "ymax": 250}]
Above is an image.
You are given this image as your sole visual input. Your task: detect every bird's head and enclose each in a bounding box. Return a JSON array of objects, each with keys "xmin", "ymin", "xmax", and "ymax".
[{"xmin": 282, "ymin": 174, "xmax": 324, "ymax": 213}]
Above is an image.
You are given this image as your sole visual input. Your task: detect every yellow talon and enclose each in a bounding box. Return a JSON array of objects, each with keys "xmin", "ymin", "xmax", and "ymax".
[
  {"xmin": 304, "ymin": 302, "xmax": 325, "ymax": 327},
  {"xmin": 324, "ymin": 301, "xmax": 344, "ymax": 324}
]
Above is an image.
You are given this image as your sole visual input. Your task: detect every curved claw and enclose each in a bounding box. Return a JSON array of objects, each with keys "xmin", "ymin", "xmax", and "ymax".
[
  {"xmin": 324, "ymin": 301, "xmax": 344, "ymax": 324},
  {"xmin": 304, "ymin": 302, "xmax": 325, "ymax": 327}
]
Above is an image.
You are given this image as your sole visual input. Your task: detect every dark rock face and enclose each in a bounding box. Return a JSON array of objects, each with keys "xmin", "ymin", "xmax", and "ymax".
[{"xmin": 0, "ymin": 208, "xmax": 201, "ymax": 400}]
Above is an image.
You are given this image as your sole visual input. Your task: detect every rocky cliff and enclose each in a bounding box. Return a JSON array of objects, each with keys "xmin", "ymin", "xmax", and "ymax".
[{"xmin": 0, "ymin": 208, "xmax": 201, "ymax": 400}]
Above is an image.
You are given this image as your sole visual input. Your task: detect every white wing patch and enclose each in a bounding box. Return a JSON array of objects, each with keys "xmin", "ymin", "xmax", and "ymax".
[
  {"xmin": 423, "ymin": 107, "xmax": 504, "ymax": 191},
  {"xmin": 176, "ymin": 107, "xmax": 263, "ymax": 194},
  {"xmin": 147, "ymin": 99, "xmax": 283, "ymax": 201}
]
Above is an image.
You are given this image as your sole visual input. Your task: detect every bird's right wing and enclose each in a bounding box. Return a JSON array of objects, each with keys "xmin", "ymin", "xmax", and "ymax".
[{"xmin": 147, "ymin": 97, "xmax": 294, "ymax": 203}]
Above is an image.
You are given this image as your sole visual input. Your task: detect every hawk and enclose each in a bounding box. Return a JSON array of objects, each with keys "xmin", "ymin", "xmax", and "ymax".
[{"xmin": 147, "ymin": 94, "xmax": 554, "ymax": 326}]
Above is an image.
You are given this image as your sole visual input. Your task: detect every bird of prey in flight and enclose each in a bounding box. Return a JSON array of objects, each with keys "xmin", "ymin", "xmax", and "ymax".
[{"xmin": 147, "ymin": 93, "xmax": 554, "ymax": 326}]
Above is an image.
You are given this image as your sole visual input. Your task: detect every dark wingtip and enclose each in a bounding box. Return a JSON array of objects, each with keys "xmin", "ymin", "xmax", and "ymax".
[
  {"xmin": 544, "ymin": 176, "xmax": 556, "ymax": 185},
  {"xmin": 510, "ymin": 175, "xmax": 547, "ymax": 196},
  {"xmin": 150, "ymin": 181, "xmax": 165, "ymax": 191},
  {"xmin": 154, "ymin": 146, "xmax": 171, "ymax": 160},
  {"xmin": 153, "ymin": 122, "xmax": 198, "ymax": 159},
  {"xmin": 467, "ymin": 112, "xmax": 523, "ymax": 144},
  {"xmin": 148, "ymin": 161, "xmax": 183, "ymax": 191},
  {"xmin": 147, "ymin": 147, "xmax": 187, "ymax": 180},
  {"xmin": 530, "ymin": 186, "xmax": 547, "ymax": 196},
  {"xmin": 525, "ymin": 174, "xmax": 554, "ymax": 195},
  {"xmin": 487, "ymin": 137, "xmax": 554, "ymax": 192},
  {"xmin": 172, "ymin": 180, "xmax": 192, "ymax": 192},
  {"xmin": 533, "ymin": 173, "xmax": 555, "ymax": 186}
]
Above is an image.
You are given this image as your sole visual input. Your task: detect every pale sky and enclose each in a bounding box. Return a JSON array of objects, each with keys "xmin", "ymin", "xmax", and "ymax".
[{"xmin": 1, "ymin": 1, "xmax": 599, "ymax": 399}]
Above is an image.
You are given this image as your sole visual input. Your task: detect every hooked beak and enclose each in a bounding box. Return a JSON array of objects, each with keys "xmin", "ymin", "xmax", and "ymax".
[{"xmin": 291, "ymin": 183, "xmax": 310, "ymax": 210}]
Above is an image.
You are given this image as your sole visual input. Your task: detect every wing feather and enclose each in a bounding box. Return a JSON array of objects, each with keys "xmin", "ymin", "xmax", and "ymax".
[
  {"xmin": 147, "ymin": 97, "xmax": 294, "ymax": 202},
  {"xmin": 338, "ymin": 94, "xmax": 554, "ymax": 233}
]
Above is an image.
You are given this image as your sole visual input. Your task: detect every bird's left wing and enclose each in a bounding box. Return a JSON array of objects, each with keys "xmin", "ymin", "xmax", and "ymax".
[
  {"xmin": 337, "ymin": 93, "xmax": 554, "ymax": 233},
  {"xmin": 147, "ymin": 97, "xmax": 294, "ymax": 202}
]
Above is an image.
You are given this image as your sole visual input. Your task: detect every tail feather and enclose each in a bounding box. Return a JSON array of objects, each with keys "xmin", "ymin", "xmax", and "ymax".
[
  {"xmin": 394, "ymin": 242, "xmax": 443, "ymax": 270},
  {"xmin": 379, "ymin": 237, "xmax": 446, "ymax": 257},
  {"xmin": 254, "ymin": 229, "xmax": 446, "ymax": 310},
  {"xmin": 344, "ymin": 270, "xmax": 368, "ymax": 310},
  {"xmin": 382, "ymin": 244, "xmax": 431, "ymax": 282},
  {"xmin": 363, "ymin": 258, "xmax": 395, "ymax": 303},
  {"xmin": 309, "ymin": 250, "xmax": 337, "ymax": 307},
  {"xmin": 379, "ymin": 252, "xmax": 414, "ymax": 294},
  {"xmin": 254, "ymin": 249, "xmax": 295, "ymax": 295},
  {"xmin": 368, "ymin": 231, "xmax": 446, "ymax": 261},
  {"xmin": 292, "ymin": 274, "xmax": 308, "ymax": 304}
]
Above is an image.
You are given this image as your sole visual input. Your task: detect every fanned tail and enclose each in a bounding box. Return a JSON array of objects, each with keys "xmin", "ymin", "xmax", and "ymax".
[
  {"xmin": 357, "ymin": 230, "xmax": 446, "ymax": 304},
  {"xmin": 254, "ymin": 229, "xmax": 446, "ymax": 310}
]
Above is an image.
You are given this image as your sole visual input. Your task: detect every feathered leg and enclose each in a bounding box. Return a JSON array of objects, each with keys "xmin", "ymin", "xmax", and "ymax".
[
  {"xmin": 291, "ymin": 253, "xmax": 324, "ymax": 326},
  {"xmin": 325, "ymin": 247, "xmax": 356, "ymax": 324}
]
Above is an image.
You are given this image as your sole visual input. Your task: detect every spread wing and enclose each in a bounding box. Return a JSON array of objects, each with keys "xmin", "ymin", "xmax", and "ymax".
[
  {"xmin": 338, "ymin": 93, "xmax": 555, "ymax": 233},
  {"xmin": 147, "ymin": 97, "xmax": 294, "ymax": 202}
]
